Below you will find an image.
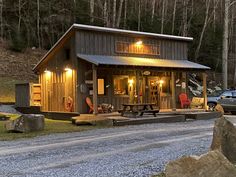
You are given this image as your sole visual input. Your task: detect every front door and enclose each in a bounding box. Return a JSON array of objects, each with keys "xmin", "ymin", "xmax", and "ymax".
[{"xmin": 148, "ymin": 78, "xmax": 160, "ymax": 106}]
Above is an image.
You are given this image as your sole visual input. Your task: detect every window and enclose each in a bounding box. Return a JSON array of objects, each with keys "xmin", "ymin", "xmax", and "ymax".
[
  {"xmin": 98, "ymin": 79, "xmax": 105, "ymax": 95},
  {"xmin": 113, "ymin": 76, "xmax": 128, "ymax": 95}
]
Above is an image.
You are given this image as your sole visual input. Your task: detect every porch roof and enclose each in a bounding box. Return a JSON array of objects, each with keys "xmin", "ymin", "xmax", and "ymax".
[{"xmin": 77, "ymin": 54, "xmax": 210, "ymax": 70}]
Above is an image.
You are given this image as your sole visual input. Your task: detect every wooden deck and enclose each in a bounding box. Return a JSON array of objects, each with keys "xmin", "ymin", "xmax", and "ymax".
[{"xmin": 73, "ymin": 109, "xmax": 222, "ymax": 126}]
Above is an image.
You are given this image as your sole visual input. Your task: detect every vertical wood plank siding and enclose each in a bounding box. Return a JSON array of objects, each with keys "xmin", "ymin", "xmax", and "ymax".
[
  {"xmin": 39, "ymin": 38, "xmax": 77, "ymax": 112},
  {"xmin": 76, "ymin": 31, "xmax": 188, "ymax": 60}
]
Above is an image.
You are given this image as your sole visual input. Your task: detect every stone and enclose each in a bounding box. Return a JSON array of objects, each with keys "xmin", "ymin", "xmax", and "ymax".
[
  {"xmin": 211, "ymin": 116, "xmax": 236, "ymax": 163},
  {"xmin": 214, "ymin": 104, "xmax": 224, "ymax": 116},
  {"xmin": 5, "ymin": 114, "xmax": 44, "ymax": 133},
  {"xmin": 165, "ymin": 150, "xmax": 236, "ymax": 177}
]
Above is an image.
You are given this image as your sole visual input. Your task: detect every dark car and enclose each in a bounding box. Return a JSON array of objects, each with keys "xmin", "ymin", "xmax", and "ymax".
[
  {"xmin": 207, "ymin": 90, "xmax": 236, "ymax": 111},
  {"xmin": 217, "ymin": 91, "xmax": 236, "ymax": 115}
]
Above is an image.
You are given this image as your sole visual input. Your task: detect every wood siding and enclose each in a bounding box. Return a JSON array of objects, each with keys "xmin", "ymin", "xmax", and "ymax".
[
  {"xmin": 39, "ymin": 38, "xmax": 77, "ymax": 112},
  {"xmin": 76, "ymin": 31, "xmax": 188, "ymax": 60}
]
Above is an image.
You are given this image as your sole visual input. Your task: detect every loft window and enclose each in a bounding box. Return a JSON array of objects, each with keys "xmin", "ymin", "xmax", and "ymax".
[{"xmin": 113, "ymin": 75, "xmax": 128, "ymax": 95}]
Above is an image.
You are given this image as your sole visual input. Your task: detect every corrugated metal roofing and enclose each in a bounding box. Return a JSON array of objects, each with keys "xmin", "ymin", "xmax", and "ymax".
[
  {"xmin": 73, "ymin": 24, "xmax": 193, "ymax": 42},
  {"xmin": 77, "ymin": 54, "xmax": 210, "ymax": 70}
]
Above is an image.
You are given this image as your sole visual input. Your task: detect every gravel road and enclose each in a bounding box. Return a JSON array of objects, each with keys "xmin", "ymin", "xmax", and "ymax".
[{"xmin": 0, "ymin": 118, "xmax": 220, "ymax": 177}]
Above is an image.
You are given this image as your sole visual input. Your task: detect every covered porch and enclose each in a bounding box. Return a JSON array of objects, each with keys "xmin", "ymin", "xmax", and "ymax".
[{"xmin": 77, "ymin": 55, "xmax": 210, "ymax": 115}]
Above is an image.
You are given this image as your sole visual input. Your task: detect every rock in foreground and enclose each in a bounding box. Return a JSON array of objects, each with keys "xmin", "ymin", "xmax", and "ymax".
[
  {"xmin": 211, "ymin": 117, "xmax": 236, "ymax": 163},
  {"xmin": 5, "ymin": 114, "xmax": 44, "ymax": 133},
  {"xmin": 165, "ymin": 150, "xmax": 236, "ymax": 177}
]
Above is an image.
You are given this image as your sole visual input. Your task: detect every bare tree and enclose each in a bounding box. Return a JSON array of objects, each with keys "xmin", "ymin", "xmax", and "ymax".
[
  {"xmin": 194, "ymin": 0, "xmax": 219, "ymax": 61},
  {"xmin": 138, "ymin": 0, "xmax": 141, "ymax": 31},
  {"xmin": 90, "ymin": 0, "xmax": 95, "ymax": 23},
  {"xmin": 112, "ymin": 0, "xmax": 116, "ymax": 27},
  {"xmin": 161, "ymin": 0, "xmax": 165, "ymax": 33},
  {"xmin": 182, "ymin": 0, "xmax": 188, "ymax": 36},
  {"xmin": 222, "ymin": 0, "xmax": 230, "ymax": 89},
  {"xmin": 0, "ymin": 0, "xmax": 3, "ymax": 40},
  {"xmin": 123, "ymin": 0, "xmax": 127, "ymax": 28},
  {"xmin": 37, "ymin": 0, "xmax": 41, "ymax": 48},
  {"xmin": 151, "ymin": 0, "xmax": 156, "ymax": 24},
  {"xmin": 171, "ymin": 0, "xmax": 177, "ymax": 34},
  {"xmin": 116, "ymin": 0, "xmax": 124, "ymax": 27},
  {"xmin": 18, "ymin": 0, "xmax": 22, "ymax": 33}
]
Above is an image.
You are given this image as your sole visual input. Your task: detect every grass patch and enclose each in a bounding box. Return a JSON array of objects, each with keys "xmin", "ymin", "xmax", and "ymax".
[{"xmin": 0, "ymin": 114, "xmax": 106, "ymax": 141}]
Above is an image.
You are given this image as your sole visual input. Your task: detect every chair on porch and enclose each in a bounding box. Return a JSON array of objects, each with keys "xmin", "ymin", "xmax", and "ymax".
[
  {"xmin": 179, "ymin": 93, "xmax": 191, "ymax": 108},
  {"xmin": 86, "ymin": 97, "xmax": 103, "ymax": 114}
]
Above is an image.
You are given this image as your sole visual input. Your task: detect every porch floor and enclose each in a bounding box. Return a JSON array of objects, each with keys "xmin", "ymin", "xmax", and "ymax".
[{"xmin": 73, "ymin": 109, "xmax": 221, "ymax": 126}]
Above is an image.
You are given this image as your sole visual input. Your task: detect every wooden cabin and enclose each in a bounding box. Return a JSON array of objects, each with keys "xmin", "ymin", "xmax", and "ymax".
[{"xmin": 33, "ymin": 24, "xmax": 210, "ymax": 114}]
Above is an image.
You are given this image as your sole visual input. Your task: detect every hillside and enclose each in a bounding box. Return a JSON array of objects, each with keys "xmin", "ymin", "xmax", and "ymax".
[{"xmin": 0, "ymin": 42, "xmax": 46, "ymax": 102}]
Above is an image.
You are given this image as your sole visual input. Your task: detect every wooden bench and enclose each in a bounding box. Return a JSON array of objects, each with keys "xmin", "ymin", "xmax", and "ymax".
[{"xmin": 139, "ymin": 109, "xmax": 159, "ymax": 117}]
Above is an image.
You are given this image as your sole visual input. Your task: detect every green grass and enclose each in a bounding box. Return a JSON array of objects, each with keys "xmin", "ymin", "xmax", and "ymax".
[{"xmin": 0, "ymin": 113, "xmax": 105, "ymax": 141}]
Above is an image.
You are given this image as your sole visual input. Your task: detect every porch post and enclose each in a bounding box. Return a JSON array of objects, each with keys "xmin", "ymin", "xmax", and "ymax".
[
  {"xmin": 171, "ymin": 71, "xmax": 176, "ymax": 111},
  {"xmin": 92, "ymin": 64, "xmax": 98, "ymax": 115},
  {"xmin": 202, "ymin": 72, "xmax": 208, "ymax": 110},
  {"xmin": 136, "ymin": 70, "xmax": 140, "ymax": 103}
]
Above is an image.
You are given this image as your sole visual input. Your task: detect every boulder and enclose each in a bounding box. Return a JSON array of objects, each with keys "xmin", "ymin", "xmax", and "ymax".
[
  {"xmin": 165, "ymin": 150, "xmax": 236, "ymax": 177},
  {"xmin": 214, "ymin": 104, "xmax": 224, "ymax": 116},
  {"xmin": 211, "ymin": 116, "xmax": 236, "ymax": 163},
  {"xmin": 5, "ymin": 114, "xmax": 44, "ymax": 133}
]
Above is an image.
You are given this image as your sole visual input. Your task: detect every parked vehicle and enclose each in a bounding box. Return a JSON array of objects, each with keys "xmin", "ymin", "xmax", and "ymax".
[
  {"xmin": 207, "ymin": 90, "xmax": 236, "ymax": 111},
  {"xmin": 217, "ymin": 91, "xmax": 236, "ymax": 115}
]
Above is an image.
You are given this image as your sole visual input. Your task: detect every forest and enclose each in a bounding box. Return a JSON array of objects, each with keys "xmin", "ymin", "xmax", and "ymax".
[{"xmin": 0, "ymin": 0, "xmax": 235, "ymax": 78}]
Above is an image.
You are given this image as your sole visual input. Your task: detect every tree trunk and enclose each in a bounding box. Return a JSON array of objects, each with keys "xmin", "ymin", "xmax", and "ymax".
[
  {"xmin": 37, "ymin": 0, "xmax": 41, "ymax": 48},
  {"xmin": 172, "ymin": 0, "xmax": 177, "ymax": 34},
  {"xmin": 18, "ymin": 0, "xmax": 21, "ymax": 33},
  {"xmin": 116, "ymin": 0, "xmax": 124, "ymax": 27},
  {"xmin": 90, "ymin": 0, "xmax": 95, "ymax": 23},
  {"xmin": 194, "ymin": 0, "xmax": 211, "ymax": 61},
  {"xmin": 123, "ymin": 0, "xmax": 127, "ymax": 28},
  {"xmin": 222, "ymin": 0, "xmax": 230, "ymax": 89},
  {"xmin": 138, "ymin": 0, "xmax": 141, "ymax": 31},
  {"xmin": 151, "ymin": 0, "xmax": 156, "ymax": 24},
  {"xmin": 103, "ymin": 0, "xmax": 108, "ymax": 27},
  {"xmin": 182, "ymin": 0, "xmax": 188, "ymax": 36},
  {"xmin": 112, "ymin": 0, "xmax": 116, "ymax": 27},
  {"xmin": 0, "ymin": 0, "xmax": 3, "ymax": 40},
  {"xmin": 161, "ymin": 0, "xmax": 165, "ymax": 34}
]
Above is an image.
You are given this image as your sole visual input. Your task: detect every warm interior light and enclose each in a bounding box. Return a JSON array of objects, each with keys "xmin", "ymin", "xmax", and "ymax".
[
  {"xmin": 128, "ymin": 79, "xmax": 134, "ymax": 85},
  {"xmin": 159, "ymin": 80, "xmax": 164, "ymax": 84},
  {"xmin": 65, "ymin": 67, "xmax": 72, "ymax": 72},
  {"xmin": 44, "ymin": 69, "xmax": 51, "ymax": 73},
  {"xmin": 159, "ymin": 80, "xmax": 164, "ymax": 87},
  {"xmin": 44, "ymin": 69, "xmax": 51, "ymax": 79},
  {"xmin": 136, "ymin": 40, "xmax": 143, "ymax": 45}
]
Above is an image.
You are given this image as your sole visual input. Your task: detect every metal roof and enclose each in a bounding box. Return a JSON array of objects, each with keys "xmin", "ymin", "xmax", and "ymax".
[
  {"xmin": 73, "ymin": 24, "xmax": 193, "ymax": 42},
  {"xmin": 77, "ymin": 54, "xmax": 210, "ymax": 70}
]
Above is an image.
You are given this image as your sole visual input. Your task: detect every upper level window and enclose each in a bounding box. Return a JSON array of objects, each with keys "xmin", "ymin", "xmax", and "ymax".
[
  {"xmin": 113, "ymin": 75, "xmax": 128, "ymax": 95},
  {"xmin": 115, "ymin": 41, "xmax": 160, "ymax": 56}
]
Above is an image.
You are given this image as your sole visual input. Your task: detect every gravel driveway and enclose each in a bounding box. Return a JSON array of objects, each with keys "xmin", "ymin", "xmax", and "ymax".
[{"xmin": 0, "ymin": 118, "xmax": 220, "ymax": 177}]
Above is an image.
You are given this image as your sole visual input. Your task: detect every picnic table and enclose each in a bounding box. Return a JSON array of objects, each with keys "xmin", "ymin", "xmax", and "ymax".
[{"xmin": 120, "ymin": 103, "xmax": 159, "ymax": 117}]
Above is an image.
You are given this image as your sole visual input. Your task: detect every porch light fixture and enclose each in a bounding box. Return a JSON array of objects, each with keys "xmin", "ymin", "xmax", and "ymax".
[
  {"xmin": 65, "ymin": 67, "xmax": 72, "ymax": 72},
  {"xmin": 136, "ymin": 40, "xmax": 143, "ymax": 45},
  {"xmin": 44, "ymin": 69, "xmax": 51, "ymax": 73},
  {"xmin": 128, "ymin": 79, "xmax": 134, "ymax": 85}
]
